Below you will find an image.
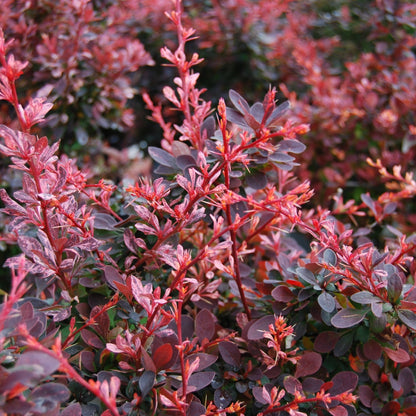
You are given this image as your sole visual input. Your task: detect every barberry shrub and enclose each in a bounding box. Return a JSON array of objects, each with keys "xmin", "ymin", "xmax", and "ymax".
[{"xmin": 0, "ymin": 1, "xmax": 416, "ymax": 416}]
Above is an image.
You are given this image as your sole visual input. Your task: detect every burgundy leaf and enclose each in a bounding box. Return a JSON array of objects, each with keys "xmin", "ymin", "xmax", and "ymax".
[
  {"xmin": 362, "ymin": 339, "xmax": 382, "ymax": 361},
  {"xmin": 219, "ymin": 341, "xmax": 241, "ymax": 367},
  {"xmin": 295, "ymin": 351, "xmax": 322, "ymax": 378},
  {"xmin": 195, "ymin": 309, "xmax": 216, "ymax": 341},
  {"xmin": 358, "ymin": 385, "xmax": 375, "ymax": 407},
  {"xmin": 188, "ymin": 402, "xmax": 206, "ymax": 416},
  {"xmin": 302, "ymin": 377, "xmax": 324, "ymax": 393},
  {"xmin": 314, "ymin": 331, "xmax": 340, "ymax": 353},
  {"xmin": 80, "ymin": 350, "xmax": 95, "ymax": 372},
  {"xmin": 103, "ymin": 265, "xmax": 124, "ymax": 290},
  {"xmin": 271, "ymin": 286, "xmax": 294, "ymax": 302},
  {"xmin": 284, "ymin": 375, "xmax": 303, "ymax": 394},
  {"xmin": 329, "ymin": 371, "xmax": 358, "ymax": 395}
]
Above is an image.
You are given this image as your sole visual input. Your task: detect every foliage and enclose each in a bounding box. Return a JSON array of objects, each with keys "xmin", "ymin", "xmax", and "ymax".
[{"xmin": 0, "ymin": 1, "xmax": 416, "ymax": 416}]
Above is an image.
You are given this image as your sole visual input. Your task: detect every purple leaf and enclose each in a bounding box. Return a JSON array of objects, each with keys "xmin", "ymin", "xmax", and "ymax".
[
  {"xmin": 139, "ymin": 371, "xmax": 155, "ymax": 397},
  {"xmin": 214, "ymin": 388, "xmax": 233, "ymax": 409},
  {"xmin": 219, "ymin": 341, "xmax": 241, "ymax": 367},
  {"xmin": 331, "ymin": 308, "xmax": 367, "ymax": 328},
  {"xmin": 398, "ymin": 310, "xmax": 416, "ymax": 331},
  {"xmin": 17, "ymin": 351, "xmax": 60, "ymax": 377},
  {"xmin": 317, "ymin": 291, "xmax": 335, "ymax": 313},
  {"xmin": 296, "ymin": 267, "xmax": 317, "ymax": 285},
  {"xmin": 103, "ymin": 265, "xmax": 124, "ymax": 290},
  {"xmin": 60, "ymin": 403, "xmax": 82, "ymax": 416},
  {"xmin": 195, "ymin": 309, "xmax": 216, "ymax": 341},
  {"xmin": 148, "ymin": 146, "xmax": 177, "ymax": 168},
  {"xmin": 31, "ymin": 382, "xmax": 70, "ymax": 403},
  {"xmin": 295, "ymin": 351, "xmax": 322, "ymax": 378},
  {"xmin": 351, "ymin": 290, "xmax": 380, "ymax": 305},
  {"xmin": 246, "ymin": 171, "xmax": 267, "ymax": 190},
  {"xmin": 188, "ymin": 401, "xmax": 206, "ymax": 416},
  {"xmin": 185, "ymin": 371, "xmax": 215, "ymax": 394},
  {"xmin": 269, "ymin": 152, "xmax": 295, "ymax": 163},
  {"xmin": 265, "ymin": 100, "xmax": 290, "ymax": 126},
  {"xmin": 226, "ymin": 108, "xmax": 250, "ymax": 129},
  {"xmin": 398, "ymin": 367, "xmax": 415, "ymax": 395},
  {"xmin": 358, "ymin": 384, "xmax": 375, "ymax": 407},
  {"xmin": 387, "ymin": 273, "xmax": 403, "ymax": 304},
  {"xmin": 229, "ymin": 89, "xmax": 250, "ymax": 114},
  {"xmin": 187, "ymin": 353, "xmax": 218, "ymax": 372},
  {"xmin": 277, "ymin": 139, "xmax": 306, "ymax": 154},
  {"xmin": 93, "ymin": 213, "xmax": 117, "ymax": 230},
  {"xmin": 250, "ymin": 102, "xmax": 264, "ymax": 123},
  {"xmin": 323, "ymin": 248, "xmax": 337, "ymax": 266},
  {"xmin": 247, "ymin": 315, "xmax": 275, "ymax": 340}
]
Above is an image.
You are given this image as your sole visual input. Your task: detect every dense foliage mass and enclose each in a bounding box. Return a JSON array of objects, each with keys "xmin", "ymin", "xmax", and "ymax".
[{"xmin": 0, "ymin": 0, "xmax": 415, "ymax": 415}]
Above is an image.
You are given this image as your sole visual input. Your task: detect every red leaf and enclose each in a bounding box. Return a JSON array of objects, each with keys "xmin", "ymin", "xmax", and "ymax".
[
  {"xmin": 381, "ymin": 401, "xmax": 401, "ymax": 416},
  {"xmin": 295, "ymin": 351, "xmax": 322, "ymax": 378},
  {"xmin": 153, "ymin": 343, "xmax": 173, "ymax": 371}
]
